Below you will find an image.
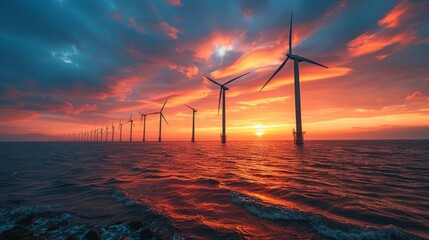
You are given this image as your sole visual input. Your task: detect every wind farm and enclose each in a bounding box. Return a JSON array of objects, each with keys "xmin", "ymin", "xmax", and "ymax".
[{"xmin": 1, "ymin": 2, "xmax": 428, "ymax": 240}]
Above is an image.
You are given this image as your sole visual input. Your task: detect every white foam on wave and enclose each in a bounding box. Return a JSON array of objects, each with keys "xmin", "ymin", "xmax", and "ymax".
[{"xmin": 230, "ymin": 191, "xmax": 419, "ymax": 240}]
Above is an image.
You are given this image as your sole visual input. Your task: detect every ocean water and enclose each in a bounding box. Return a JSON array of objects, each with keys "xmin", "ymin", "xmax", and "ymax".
[{"xmin": 0, "ymin": 141, "xmax": 428, "ymax": 240}]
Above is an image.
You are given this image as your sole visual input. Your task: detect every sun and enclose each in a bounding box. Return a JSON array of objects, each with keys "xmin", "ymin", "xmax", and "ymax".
[{"xmin": 254, "ymin": 124, "xmax": 265, "ymax": 137}]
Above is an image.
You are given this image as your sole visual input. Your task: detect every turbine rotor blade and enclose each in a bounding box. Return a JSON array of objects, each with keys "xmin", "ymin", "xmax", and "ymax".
[
  {"xmin": 148, "ymin": 112, "xmax": 159, "ymax": 115},
  {"xmin": 161, "ymin": 113, "xmax": 169, "ymax": 125},
  {"xmin": 218, "ymin": 88, "xmax": 222, "ymax": 114},
  {"xmin": 224, "ymin": 72, "xmax": 250, "ymax": 86},
  {"xmin": 203, "ymin": 74, "xmax": 222, "ymax": 87},
  {"xmin": 161, "ymin": 99, "xmax": 168, "ymax": 112},
  {"xmin": 289, "ymin": 11, "xmax": 293, "ymax": 54},
  {"xmin": 293, "ymin": 54, "xmax": 328, "ymax": 68},
  {"xmin": 185, "ymin": 104, "xmax": 196, "ymax": 112},
  {"xmin": 260, "ymin": 56, "xmax": 289, "ymax": 91}
]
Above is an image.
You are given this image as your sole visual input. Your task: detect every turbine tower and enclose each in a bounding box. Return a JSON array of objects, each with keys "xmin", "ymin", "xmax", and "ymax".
[
  {"xmin": 138, "ymin": 111, "xmax": 156, "ymax": 142},
  {"xmin": 203, "ymin": 72, "xmax": 249, "ymax": 143},
  {"xmin": 185, "ymin": 104, "xmax": 197, "ymax": 142},
  {"xmin": 111, "ymin": 121, "xmax": 115, "ymax": 142},
  {"xmin": 156, "ymin": 99, "xmax": 169, "ymax": 142},
  {"xmin": 100, "ymin": 127, "xmax": 103, "ymax": 142},
  {"xmin": 260, "ymin": 11, "xmax": 328, "ymax": 145},
  {"xmin": 105, "ymin": 125, "xmax": 109, "ymax": 142},
  {"xmin": 119, "ymin": 120, "xmax": 124, "ymax": 142},
  {"xmin": 126, "ymin": 113, "xmax": 135, "ymax": 142}
]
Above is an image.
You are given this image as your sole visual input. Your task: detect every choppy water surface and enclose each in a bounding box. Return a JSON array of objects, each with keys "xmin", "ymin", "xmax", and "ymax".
[{"xmin": 0, "ymin": 141, "xmax": 428, "ymax": 239}]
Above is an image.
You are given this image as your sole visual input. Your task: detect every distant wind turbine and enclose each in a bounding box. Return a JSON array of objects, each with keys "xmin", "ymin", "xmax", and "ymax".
[
  {"xmin": 203, "ymin": 72, "xmax": 250, "ymax": 143},
  {"xmin": 126, "ymin": 112, "xmax": 135, "ymax": 142},
  {"xmin": 119, "ymin": 120, "xmax": 124, "ymax": 142},
  {"xmin": 111, "ymin": 121, "xmax": 115, "ymax": 142},
  {"xmin": 105, "ymin": 125, "xmax": 109, "ymax": 142},
  {"xmin": 259, "ymin": 11, "xmax": 328, "ymax": 145},
  {"xmin": 155, "ymin": 99, "xmax": 168, "ymax": 142},
  {"xmin": 100, "ymin": 127, "xmax": 103, "ymax": 142},
  {"xmin": 185, "ymin": 104, "xmax": 197, "ymax": 142}
]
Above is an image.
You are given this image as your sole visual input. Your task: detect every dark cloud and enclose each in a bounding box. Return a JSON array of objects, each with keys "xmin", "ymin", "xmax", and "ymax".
[{"xmin": 0, "ymin": 0, "xmax": 428, "ymax": 141}]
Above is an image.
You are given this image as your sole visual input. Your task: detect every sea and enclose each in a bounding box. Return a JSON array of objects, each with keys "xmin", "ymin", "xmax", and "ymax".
[{"xmin": 0, "ymin": 140, "xmax": 428, "ymax": 240}]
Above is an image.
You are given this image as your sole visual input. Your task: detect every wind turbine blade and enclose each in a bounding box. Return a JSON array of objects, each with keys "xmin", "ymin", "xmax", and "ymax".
[
  {"xmin": 148, "ymin": 112, "xmax": 159, "ymax": 115},
  {"xmin": 203, "ymin": 74, "xmax": 222, "ymax": 87},
  {"xmin": 218, "ymin": 88, "xmax": 222, "ymax": 114},
  {"xmin": 138, "ymin": 111, "xmax": 144, "ymax": 116},
  {"xmin": 161, "ymin": 99, "xmax": 168, "ymax": 112},
  {"xmin": 294, "ymin": 55, "xmax": 328, "ymax": 68},
  {"xmin": 224, "ymin": 72, "xmax": 250, "ymax": 86},
  {"xmin": 289, "ymin": 11, "xmax": 293, "ymax": 54},
  {"xmin": 161, "ymin": 113, "xmax": 169, "ymax": 125},
  {"xmin": 260, "ymin": 56, "xmax": 289, "ymax": 91},
  {"xmin": 185, "ymin": 104, "xmax": 196, "ymax": 111}
]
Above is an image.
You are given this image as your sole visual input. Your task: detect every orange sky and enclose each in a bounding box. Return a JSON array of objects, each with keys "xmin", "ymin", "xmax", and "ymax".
[{"xmin": 1, "ymin": 0, "xmax": 428, "ymax": 141}]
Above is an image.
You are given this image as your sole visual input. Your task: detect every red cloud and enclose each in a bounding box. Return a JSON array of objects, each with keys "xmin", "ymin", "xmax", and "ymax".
[
  {"xmin": 168, "ymin": 64, "xmax": 199, "ymax": 78},
  {"xmin": 347, "ymin": 0, "xmax": 427, "ymax": 58},
  {"xmin": 0, "ymin": 107, "xmax": 38, "ymax": 122},
  {"xmin": 405, "ymin": 91, "xmax": 424, "ymax": 101},
  {"xmin": 165, "ymin": 0, "xmax": 181, "ymax": 7},
  {"xmin": 378, "ymin": 0, "xmax": 410, "ymax": 28},
  {"xmin": 157, "ymin": 21, "xmax": 180, "ymax": 39}
]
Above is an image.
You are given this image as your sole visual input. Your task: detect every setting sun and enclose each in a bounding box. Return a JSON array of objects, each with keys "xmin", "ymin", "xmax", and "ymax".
[{"xmin": 254, "ymin": 124, "xmax": 265, "ymax": 137}]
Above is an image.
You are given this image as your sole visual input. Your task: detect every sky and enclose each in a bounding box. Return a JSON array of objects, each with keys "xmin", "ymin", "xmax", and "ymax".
[{"xmin": 1, "ymin": 0, "xmax": 429, "ymax": 141}]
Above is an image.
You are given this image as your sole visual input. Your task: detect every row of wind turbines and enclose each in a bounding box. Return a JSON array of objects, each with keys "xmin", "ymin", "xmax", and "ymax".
[{"xmin": 66, "ymin": 12, "xmax": 328, "ymax": 145}]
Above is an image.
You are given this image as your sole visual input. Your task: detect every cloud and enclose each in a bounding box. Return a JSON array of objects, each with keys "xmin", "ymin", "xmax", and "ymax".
[
  {"xmin": 378, "ymin": 0, "xmax": 411, "ymax": 29},
  {"xmin": 156, "ymin": 21, "xmax": 180, "ymax": 39},
  {"xmin": 165, "ymin": 0, "xmax": 182, "ymax": 7},
  {"xmin": 405, "ymin": 91, "xmax": 424, "ymax": 100},
  {"xmin": 238, "ymin": 96, "xmax": 289, "ymax": 106}
]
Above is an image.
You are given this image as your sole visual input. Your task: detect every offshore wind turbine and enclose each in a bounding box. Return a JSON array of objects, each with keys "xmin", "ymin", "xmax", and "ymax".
[
  {"xmin": 203, "ymin": 72, "xmax": 250, "ymax": 143},
  {"xmin": 260, "ymin": 11, "xmax": 328, "ymax": 145},
  {"xmin": 99, "ymin": 127, "xmax": 103, "ymax": 142},
  {"xmin": 111, "ymin": 121, "xmax": 115, "ymax": 142},
  {"xmin": 156, "ymin": 99, "xmax": 169, "ymax": 142},
  {"xmin": 119, "ymin": 120, "xmax": 124, "ymax": 142},
  {"xmin": 105, "ymin": 125, "xmax": 109, "ymax": 142},
  {"xmin": 126, "ymin": 113, "xmax": 135, "ymax": 142},
  {"xmin": 138, "ymin": 111, "xmax": 156, "ymax": 142},
  {"xmin": 185, "ymin": 104, "xmax": 197, "ymax": 142}
]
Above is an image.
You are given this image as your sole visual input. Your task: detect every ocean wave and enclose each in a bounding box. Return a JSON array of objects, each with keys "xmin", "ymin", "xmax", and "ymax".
[
  {"xmin": 112, "ymin": 188, "xmax": 139, "ymax": 207},
  {"xmin": 230, "ymin": 191, "xmax": 420, "ymax": 240}
]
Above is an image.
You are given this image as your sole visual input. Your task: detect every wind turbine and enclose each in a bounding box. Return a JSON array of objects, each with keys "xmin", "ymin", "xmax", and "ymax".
[
  {"xmin": 119, "ymin": 120, "xmax": 124, "ymax": 142},
  {"xmin": 155, "ymin": 99, "xmax": 168, "ymax": 142},
  {"xmin": 126, "ymin": 113, "xmax": 135, "ymax": 142},
  {"xmin": 185, "ymin": 105, "xmax": 197, "ymax": 142},
  {"xmin": 105, "ymin": 125, "xmax": 109, "ymax": 142},
  {"xmin": 138, "ymin": 111, "xmax": 156, "ymax": 142},
  {"xmin": 100, "ymin": 127, "xmax": 103, "ymax": 142},
  {"xmin": 111, "ymin": 121, "xmax": 115, "ymax": 142},
  {"xmin": 203, "ymin": 72, "xmax": 250, "ymax": 143},
  {"xmin": 260, "ymin": 11, "xmax": 328, "ymax": 145}
]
